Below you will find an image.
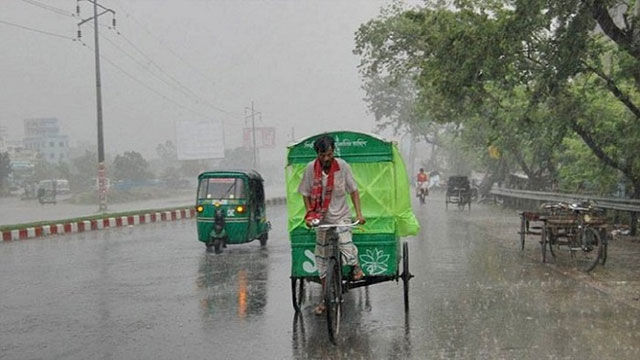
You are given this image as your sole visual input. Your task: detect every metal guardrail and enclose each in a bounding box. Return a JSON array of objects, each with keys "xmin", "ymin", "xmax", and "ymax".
[{"xmin": 489, "ymin": 187, "xmax": 640, "ymax": 212}]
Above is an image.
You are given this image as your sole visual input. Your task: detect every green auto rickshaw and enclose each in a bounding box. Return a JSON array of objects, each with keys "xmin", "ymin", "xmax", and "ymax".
[{"xmin": 195, "ymin": 170, "xmax": 271, "ymax": 253}]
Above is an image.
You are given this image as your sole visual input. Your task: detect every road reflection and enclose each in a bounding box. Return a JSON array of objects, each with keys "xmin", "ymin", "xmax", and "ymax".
[
  {"xmin": 291, "ymin": 286, "xmax": 412, "ymax": 359},
  {"xmin": 196, "ymin": 249, "xmax": 269, "ymax": 320}
]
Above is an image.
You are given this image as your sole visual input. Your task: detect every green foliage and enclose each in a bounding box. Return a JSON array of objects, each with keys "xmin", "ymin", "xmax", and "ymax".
[
  {"xmin": 112, "ymin": 151, "xmax": 153, "ymax": 181},
  {"xmin": 354, "ymin": 0, "xmax": 640, "ymax": 196},
  {"xmin": 557, "ymin": 136, "xmax": 621, "ymax": 195}
]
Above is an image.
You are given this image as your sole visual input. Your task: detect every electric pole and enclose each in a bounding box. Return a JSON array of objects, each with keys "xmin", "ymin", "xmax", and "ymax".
[
  {"xmin": 77, "ymin": 0, "xmax": 115, "ymax": 212},
  {"xmin": 244, "ymin": 101, "xmax": 261, "ymax": 170}
]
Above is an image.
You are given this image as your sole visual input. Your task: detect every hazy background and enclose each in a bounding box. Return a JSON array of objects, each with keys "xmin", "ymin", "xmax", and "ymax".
[{"xmin": 1, "ymin": 0, "xmax": 400, "ymax": 170}]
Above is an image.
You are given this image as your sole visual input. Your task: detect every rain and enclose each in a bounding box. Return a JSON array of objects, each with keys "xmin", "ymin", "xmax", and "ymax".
[{"xmin": 1, "ymin": 1, "xmax": 640, "ymax": 359}]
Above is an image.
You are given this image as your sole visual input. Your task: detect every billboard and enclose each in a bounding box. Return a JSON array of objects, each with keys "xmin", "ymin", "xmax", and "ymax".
[
  {"xmin": 243, "ymin": 127, "xmax": 275, "ymax": 149},
  {"xmin": 176, "ymin": 120, "xmax": 225, "ymax": 160}
]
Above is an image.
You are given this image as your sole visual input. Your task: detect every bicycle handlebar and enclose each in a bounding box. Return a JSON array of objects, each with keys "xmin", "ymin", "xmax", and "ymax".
[{"xmin": 312, "ymin": 220, "xmax": 360, "ymax": 229}]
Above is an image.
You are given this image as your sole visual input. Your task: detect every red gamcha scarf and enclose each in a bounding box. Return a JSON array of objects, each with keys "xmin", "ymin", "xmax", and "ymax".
[{"xmin": 306, "ymin": 159, "xmax": 340, "ymax": 223}]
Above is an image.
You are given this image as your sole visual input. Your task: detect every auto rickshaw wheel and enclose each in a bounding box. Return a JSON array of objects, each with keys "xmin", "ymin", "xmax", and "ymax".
[
  {"xmin": 213, "ymin": 238, "xmax": 223, "ymax": 254},
  {"xmin": 259, "ymin": 232, "xmax": 268, "ymax": 246}
]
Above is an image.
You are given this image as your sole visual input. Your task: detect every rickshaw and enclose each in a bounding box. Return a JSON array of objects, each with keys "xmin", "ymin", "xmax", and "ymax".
[
  {"xmin": 195, "ymin": 170, "xmax": 271, "ymax": 254},
  {"xmin": 445, "ymin": 175, "xmax": 471, "ymax": 211},
  {"xmin": 285, "ymin": 131, "xmax": 420, "ymax": 343}
]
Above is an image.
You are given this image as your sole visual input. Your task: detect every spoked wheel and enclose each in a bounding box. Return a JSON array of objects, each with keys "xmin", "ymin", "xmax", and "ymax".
[
  {"xmin": 578, "ymin": 227, "xmax": 603, "ymax": 272},
  {"xmin": 599, "ymin": 229, "xmax": 608, "ymax": 266},
  {"xmin": 548, "ymin": 233, "xmax": 556, "ymax": 258},
  {"xmin": 541, "ymin": 225, "xmax": 547, "ymax": 263},
  {"xmin": 325, "ymin": 258, "xmax": 342, "ymax": 345},
  {"xmin": 519, "ymin": 217, "xmax": 526, "ymax": 251},
  {"xmin": 291, "ymin": 277, "xmax": 306, "ymax": 313},
  {"xmin": 401, "ymin": 241, "xmax": 412, "ymax": 312}
]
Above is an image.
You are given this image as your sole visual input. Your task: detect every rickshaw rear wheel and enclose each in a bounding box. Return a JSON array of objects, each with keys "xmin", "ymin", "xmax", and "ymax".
[
  {"xmin": 541, "ymin": 225, "xmax": 547, "ymax": 263},
  {"xmin": 291, "ymin": 278, "xmax": 305, "ymax": 313},
  {"xmin": 580, "ymin": 227, "xmax": 603, "ymax": 272},
  {"xmin": 401, "ymin": 241, "xmax": 411, "ymax": 312}
]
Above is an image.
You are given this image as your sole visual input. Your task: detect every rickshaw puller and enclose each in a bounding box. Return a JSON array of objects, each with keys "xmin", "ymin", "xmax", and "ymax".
[{"xmin": 298, "ymin": 135, "xmax": 366, "ymax": 316}]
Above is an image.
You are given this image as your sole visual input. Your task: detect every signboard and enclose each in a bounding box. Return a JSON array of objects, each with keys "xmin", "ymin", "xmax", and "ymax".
[
  {"xmin": 243, "ymin": 127, "xmax": 275, "ymax": 149},
  {"xmin": 176, "ymin": 120, "xmax": 225, "ymax": 160}
]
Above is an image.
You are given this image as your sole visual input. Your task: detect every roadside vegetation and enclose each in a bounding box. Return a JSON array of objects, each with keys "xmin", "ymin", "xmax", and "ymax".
[{"xmin": 354, "ymin": 0, "xmax": 640, "ymax": 200}]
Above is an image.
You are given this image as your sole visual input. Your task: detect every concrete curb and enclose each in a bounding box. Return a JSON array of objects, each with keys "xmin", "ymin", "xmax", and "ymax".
[{"xmin": 2, "ymin": 196, "xmax": 286, "ymax": 242}]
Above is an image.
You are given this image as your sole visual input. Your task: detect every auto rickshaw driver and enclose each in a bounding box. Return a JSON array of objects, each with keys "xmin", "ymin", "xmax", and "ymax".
[{"xmin": 298, "ymin": 135, "xmax": 366, "ymax": 315}]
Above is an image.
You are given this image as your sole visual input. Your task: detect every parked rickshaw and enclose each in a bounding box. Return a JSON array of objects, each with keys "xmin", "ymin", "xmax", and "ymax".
[
  {"xmin": 519, "ymin": 201, "xmax": 609, "ymax": 272},
  {"xmin": 195, "ymin": 170, "xmax": 271, "ymax": 254},
  {"xmin": 445, "ymin": 175, "xmax": 471, "ymax": 211},
  {"xmin": 285, "ymin": 131, "xmax": 420, "ymax": 343}
]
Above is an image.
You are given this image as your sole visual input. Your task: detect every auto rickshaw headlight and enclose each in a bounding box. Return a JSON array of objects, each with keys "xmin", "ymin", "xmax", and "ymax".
[
  {"xmin": 236, "ymin": 205, "xmax": 245, "ymax": 213},
  {"xmin": 196, "ymin": 205, "xmax": 204, "ymax": 213}
]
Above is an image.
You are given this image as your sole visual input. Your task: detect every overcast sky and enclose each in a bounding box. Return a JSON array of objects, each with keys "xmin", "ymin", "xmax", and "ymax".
[{"xmin": 0, "ymin": 0, "xmax": 403, "ymax": 163}]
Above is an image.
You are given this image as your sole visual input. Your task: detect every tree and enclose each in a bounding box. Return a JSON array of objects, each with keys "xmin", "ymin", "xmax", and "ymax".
[
  {"xmin": 218, "ymin": 147, "xmax": 253, "ymax": 170},
  {"xmin": 156, "ymin": 140, "xmax": 177, "ymax": 164},
  {"xmin": 354, "ymin": 0, "xmax": 640, "ymax": 233},
  {"xmin": 0, "ymin": 152, "xmax": 11, "ymax": 194},
  {"xmin": 71, "ymin": 150, "xmax": 97, "ymax": 191},
  {"xmin": 112, "ymin": 151, "xmax": 153, "ymax": 181}
]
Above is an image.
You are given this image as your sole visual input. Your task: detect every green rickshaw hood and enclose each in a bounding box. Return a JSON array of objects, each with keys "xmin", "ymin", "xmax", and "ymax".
[{"xmin": 285, "ymin": 131, "xmax": 420, "ymax": 237}]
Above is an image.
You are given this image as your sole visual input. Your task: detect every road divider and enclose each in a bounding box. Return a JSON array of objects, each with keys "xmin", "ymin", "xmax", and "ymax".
[{"xmin": 1, "ymin": 196, "xmax": 286, "ymax": 242}]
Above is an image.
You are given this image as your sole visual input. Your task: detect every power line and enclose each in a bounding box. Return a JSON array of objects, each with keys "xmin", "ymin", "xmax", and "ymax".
[
  {"xmin": 0, "ymin": 18, "xmax": 75, "ymax": 40},
  {"xmin": 77, "ymin": 40, "xmax": 214, "ymax": 121},
  {"xmin": 19, "ymin": 0, "xmax": 76, "ymax": 18},
  {"xmin": 111, "ymin": 0, "xmax": 222, "ymax": 91},
  {"xmin": 96, "ymin": 28, "xmax": 239, "ymax": 118},
  {"xmin": 112, "ymin": 30, "xmax": 239, "ymax": 117}
]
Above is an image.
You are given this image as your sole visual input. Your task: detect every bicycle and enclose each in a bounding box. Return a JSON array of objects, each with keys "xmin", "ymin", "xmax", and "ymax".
[{"xmin": 312, "ymin": 220, "xmax": 361, "ymax": 344}]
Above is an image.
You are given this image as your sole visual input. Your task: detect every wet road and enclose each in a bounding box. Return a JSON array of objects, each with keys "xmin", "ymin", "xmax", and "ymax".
[
  {"xmin": 1, "ymin": 195, "xmax": 639, "ymax": 359},
  {"xmin": 0, "ymin": 192, "xmax": 193, "ymax": 226}
]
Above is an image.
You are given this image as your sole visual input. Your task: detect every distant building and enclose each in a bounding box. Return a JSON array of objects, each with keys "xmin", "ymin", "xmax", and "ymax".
[{"xmin": 23, "ymin": 118, "xmax": 70, "ymax": 163}]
